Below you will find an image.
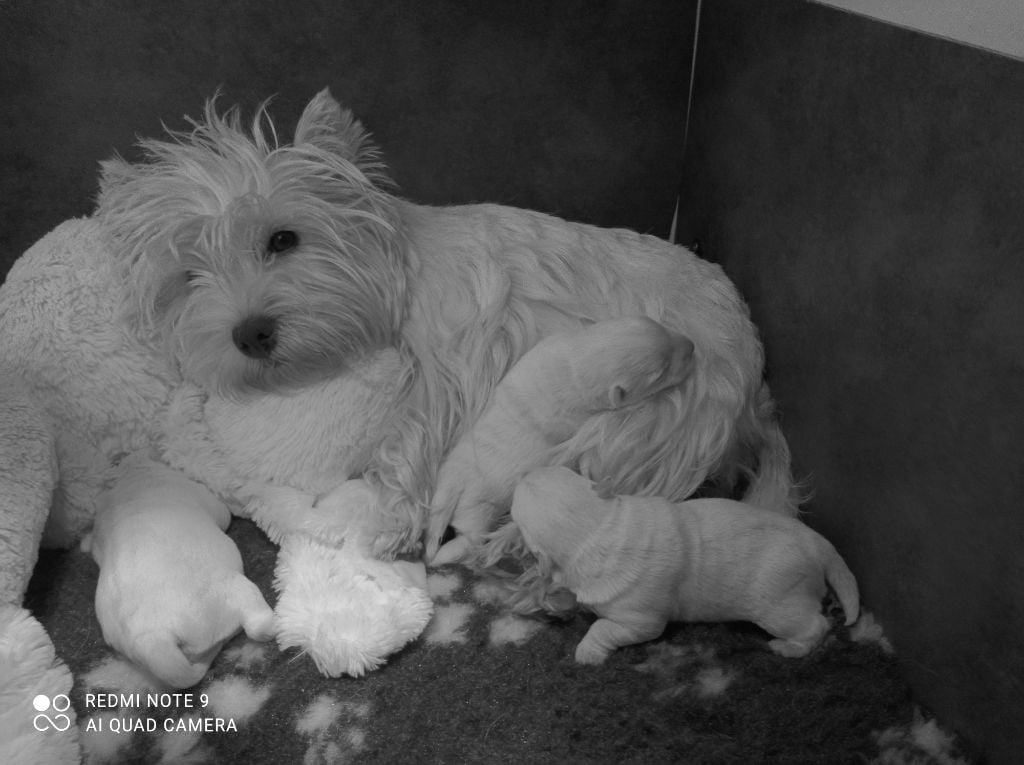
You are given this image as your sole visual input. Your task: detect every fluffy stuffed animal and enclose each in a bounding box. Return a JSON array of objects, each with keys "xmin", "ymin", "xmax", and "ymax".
[
  {"xmin": 426, "ymin": 316, "xmax": 696, "ymax": 565},
  {"xmin": 81, "ymin": 453, "xmax": 276, "ymax": 688},
  {"xmin": 510, "ymin": 467, "xmax": 859, "ymax": 664}
]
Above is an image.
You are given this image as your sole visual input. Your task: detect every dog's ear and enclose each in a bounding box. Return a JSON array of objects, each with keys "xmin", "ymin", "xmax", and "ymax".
[
  {"xmin": 97, "ymin": 156, "xmax": 137, "ymax": 198},
  {"xmin": 295, "ymin": 88, "xmax": 376, "ymax": 168}
]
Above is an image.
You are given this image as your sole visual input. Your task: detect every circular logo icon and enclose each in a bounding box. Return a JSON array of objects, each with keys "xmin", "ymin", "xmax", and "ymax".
[{"xmin": 32, "ymin": 694, "xmax": 72, "ymax": 732}]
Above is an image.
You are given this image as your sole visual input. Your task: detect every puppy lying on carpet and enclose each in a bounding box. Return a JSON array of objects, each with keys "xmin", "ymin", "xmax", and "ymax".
[
  {"xmin": 82, "ymin": 454, "xmax": 276, "ymax": 687},
  {"xmin": 510, "ymin": 467, "xmax": 859, "ymax": 664},
  {"xmin": 427, "ymin": 316, "xmax": 695, "ymax": 565}
]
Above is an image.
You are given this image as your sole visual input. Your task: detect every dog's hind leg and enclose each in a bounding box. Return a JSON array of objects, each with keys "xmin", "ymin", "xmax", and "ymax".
[
  {"xmin": 574, "ymin": 614, "xmax": 667, "ymax": 665},
  {"xmin": 760, "ymin": 601, "xmax": 831, "ymax": 658}
]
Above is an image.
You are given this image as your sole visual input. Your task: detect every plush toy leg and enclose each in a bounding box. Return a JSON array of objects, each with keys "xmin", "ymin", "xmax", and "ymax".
[
  {"xmin": 0, "ymin": 369, "xmax": 58, "ymax": 606},
  {"xmin": 0, "ymin": 605, "xmax": 81, "ymax": 765},
  {"xmin": 274, "ymin": 536, "xmax": 433, "ymax": 677}
]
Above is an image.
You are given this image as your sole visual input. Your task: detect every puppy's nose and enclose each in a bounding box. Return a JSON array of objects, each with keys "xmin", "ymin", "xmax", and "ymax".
[{"xmin": 232, "ymin": 315, "xmax": 278, "ymax": 359}]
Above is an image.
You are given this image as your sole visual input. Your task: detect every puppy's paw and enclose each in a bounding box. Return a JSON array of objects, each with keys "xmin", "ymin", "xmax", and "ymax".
[
  {"xmin": 430, "ymin": 535, "xmax": 472, "ymax": 566},
  {"xmin": 574, "ymin": 639, "xmax": 611, "ymax": 665},
  {"xmin": 231, "ymin": 575, "xmax": 277, "ymax": 642},
  {"xmin": 767, "ymin": 637, "xmax": 814, "ymax": 658}
]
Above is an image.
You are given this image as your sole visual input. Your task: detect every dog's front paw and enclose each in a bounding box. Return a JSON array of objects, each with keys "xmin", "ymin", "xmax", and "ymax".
[{"xmin": 246, "ymin": 485, "xmax": 319, "ymax": 543}]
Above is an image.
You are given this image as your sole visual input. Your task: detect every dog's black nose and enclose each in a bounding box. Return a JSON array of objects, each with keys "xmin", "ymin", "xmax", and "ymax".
[{"xmin": 232, "ymin": 315, "xmax": 278, "ymax": 359}]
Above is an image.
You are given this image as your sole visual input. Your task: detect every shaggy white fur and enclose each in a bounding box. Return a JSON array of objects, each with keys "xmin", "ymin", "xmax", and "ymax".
[
  {"xmin": 273, "ymin": 534, "xmax": 431, "ymax": 677},
  {"xmin": 96, "ymin": 89, "xmax": 800, "ymax": 560}
]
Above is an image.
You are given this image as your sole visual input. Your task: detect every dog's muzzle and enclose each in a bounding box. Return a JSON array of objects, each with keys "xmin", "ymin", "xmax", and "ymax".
[{"xmin": 232, "ymin": 315, "xmax": 278, "ymax": 359}]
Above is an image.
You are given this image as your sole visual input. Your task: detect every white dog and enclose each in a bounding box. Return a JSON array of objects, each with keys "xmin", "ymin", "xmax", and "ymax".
[
  {"xmin": 96, "ymin": 89, "xmax": 800, "ymax": 560},
  {"xmin": 82, "ymin": 453, "xmax": 276, "ymax": 687},
  {"xmin": 510, "ymin": 467, "xmax": 859, "ymax": 664},
  {"xmin": 427, "ymin": 316, "xmax": 695, "ymax": 564}
]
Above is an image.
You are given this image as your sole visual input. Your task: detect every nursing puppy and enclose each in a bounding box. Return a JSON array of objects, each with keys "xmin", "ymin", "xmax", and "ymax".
[
  {"xmin": 427, "ymin": 317, "xmax": 695, "ymax": 565},
  {"xmin": 83, "ymin": 454, "xmax": 276, "ymax": 687},
  {"xmin": 511, "ymin": 467, "xmax": 859, "ymax": 664}
]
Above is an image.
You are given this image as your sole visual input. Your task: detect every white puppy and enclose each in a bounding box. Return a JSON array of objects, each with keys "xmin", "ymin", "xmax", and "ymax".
[
  {"xmin": 83, "ymin": 454, "xmax": 276, "ymax": 687},
  {"xmin": 426, "ymin": 317, "xmax": 695, "ymax": 565},
  {"xmin": 511, "ymin": 467, "xmax": 859, "ymax": 664}
]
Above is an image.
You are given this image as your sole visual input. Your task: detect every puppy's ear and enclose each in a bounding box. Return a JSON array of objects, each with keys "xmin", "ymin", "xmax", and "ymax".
[
  {"xmin": 295, "ymin": 88, "xmax": 376, "ymax": 168},
  {"xmin": 608, "ymin": 384, "xmax": 628, "ymax": 408}
]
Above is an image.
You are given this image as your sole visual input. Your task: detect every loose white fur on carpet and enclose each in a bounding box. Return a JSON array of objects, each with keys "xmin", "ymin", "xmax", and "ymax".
[
  {"xmin": 488, "ymin": 614, "xmax": 544, "ymax": 647},
  {"xmin": 202, "ymin": 677, "xmax": 272, "ymax": 724},
  {"xmin": 424, "ymin": 604, "xmax": 474, "ymax": 645}
]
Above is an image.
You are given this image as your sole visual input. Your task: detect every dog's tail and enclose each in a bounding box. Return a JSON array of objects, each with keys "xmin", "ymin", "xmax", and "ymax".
[
  {"xmin": 740, "ymin": 383, "xmax": 806, "ymax": 516},
  {"xmin": 823, "ymin": 543, "xmax": 860, "ymax": 626}
]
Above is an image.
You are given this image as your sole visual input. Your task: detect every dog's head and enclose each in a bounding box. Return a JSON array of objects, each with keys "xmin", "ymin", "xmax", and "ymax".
[{"xmin": 97, "ymin": 89, "xmax": 406, "ymax": 395}]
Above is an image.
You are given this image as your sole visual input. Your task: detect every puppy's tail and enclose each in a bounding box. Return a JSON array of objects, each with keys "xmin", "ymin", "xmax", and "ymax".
[{"xmin": 823, "ymin": 544, "xmax": 860, "ymax": 626}]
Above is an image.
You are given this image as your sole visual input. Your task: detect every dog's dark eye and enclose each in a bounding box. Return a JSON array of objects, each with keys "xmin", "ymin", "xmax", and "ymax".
[
  {"xmin": 185, "ymin": 270, "xmax": 200, "ymax": 284},
  {"xmin": 267, "ymin": 230, "xmax": 299, "ymax": 254}
]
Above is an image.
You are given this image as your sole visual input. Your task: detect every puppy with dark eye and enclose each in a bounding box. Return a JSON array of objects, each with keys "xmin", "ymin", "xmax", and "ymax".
[{"xmin": 425, "ymin": 316, "xmax": 695, "ymax": 565}]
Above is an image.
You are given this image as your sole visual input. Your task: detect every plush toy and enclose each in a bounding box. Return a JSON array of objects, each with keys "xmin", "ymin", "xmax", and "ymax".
[{"xmin": 0, "ymin": 368, "xmax": 78, "ymax": 764}]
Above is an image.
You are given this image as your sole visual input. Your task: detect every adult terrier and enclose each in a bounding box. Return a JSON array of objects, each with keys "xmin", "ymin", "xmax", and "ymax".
[
  {"xmin": 511, "ymin": 467, "xmax": 859, "ymax": 664},
  {"xmin": 97, "ymin": 89, "xmax": 798, "ymax": 555}
]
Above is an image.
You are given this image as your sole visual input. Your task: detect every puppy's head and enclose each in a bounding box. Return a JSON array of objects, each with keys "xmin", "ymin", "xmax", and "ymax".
[
  {"xmin": 568, "ymin": 317, "xmax": 695, "ymax": 410},
  {"xmin": 98, "ymin": 89, "xmax": 406, "ymax": 396},
  {"xmin": 511, "ymin": 467, "xmax": 610, "ymax": 562}
]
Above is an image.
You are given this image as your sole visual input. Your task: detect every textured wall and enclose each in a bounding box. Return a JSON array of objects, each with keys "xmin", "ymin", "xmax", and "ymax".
[
  {"xmin": 0, "ymin": 0, "xmax": 693, "ymax": 280},
  {"xmin": 814, "ymin": 0, "xmax": 1024, "ymax": 59},
  {"xmin": 675, "ymin": 1, "xmax": 1024, "ymax": 761}
]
